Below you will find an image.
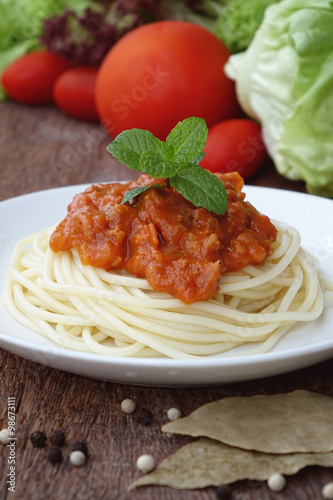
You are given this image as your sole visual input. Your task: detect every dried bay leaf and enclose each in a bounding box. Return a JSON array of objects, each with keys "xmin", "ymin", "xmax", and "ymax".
[
  {"xmin": 130, "ymin": 438, "xmax": 333, "ymax": 490},
  {"xmin": 162, "ymin": 390, "xmax": 333, "ymax": 454}
]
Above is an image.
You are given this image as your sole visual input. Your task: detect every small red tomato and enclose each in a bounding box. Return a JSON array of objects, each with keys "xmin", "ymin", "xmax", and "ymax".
[
  {"xmin": 200, "ymin": 119, "xmax": 266, "ymax": 179},
  {"xmin": 53, "ymin": 66, "xmax": 99, "ymax": 121},
  {"xmin": 1, "ymin": 50, "xmax": 70, "ymax": 105}
]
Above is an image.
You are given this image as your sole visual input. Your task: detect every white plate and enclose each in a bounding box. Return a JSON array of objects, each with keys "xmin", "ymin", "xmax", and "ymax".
[{"xmin": 0, "ymin": 185, "xmax": 333, "ymax": 386}]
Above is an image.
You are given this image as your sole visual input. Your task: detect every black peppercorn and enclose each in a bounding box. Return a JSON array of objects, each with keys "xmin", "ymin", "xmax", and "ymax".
[
  {"xmin": 72, "ymin": 441, "xmax": 88, "ymax": 456},
  {"xmin": 135, "ymin": 408, "xmax": 153, "ymax": 426},
  {"xmin": 30, "ymin": 431, "xmax": 46, "ymax": 448},
  {"xmin": 50, "ymin": 429, "xmax": 65, "ymax": 447},
  {"xmin": 216, "ymin": 484, "xmax": 232, "ymax": 499},
  {"xmin": 47, "ymin": 446, "xmax": 63, "ymax": 463}
]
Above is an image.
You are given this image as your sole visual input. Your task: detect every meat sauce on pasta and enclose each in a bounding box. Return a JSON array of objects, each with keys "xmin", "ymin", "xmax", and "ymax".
[{"xmin": 49, "ymin": 172, "xmax": 277, "ymax": 304}]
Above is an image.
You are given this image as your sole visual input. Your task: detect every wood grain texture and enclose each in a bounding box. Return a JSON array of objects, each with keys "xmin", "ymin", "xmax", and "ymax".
[{"xmin": 0, "ymin": 101, "xmax": 332, "ymax": 500}]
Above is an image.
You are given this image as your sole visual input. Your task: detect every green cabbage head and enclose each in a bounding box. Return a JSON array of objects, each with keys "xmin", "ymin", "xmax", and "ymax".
[{"xmin": 225, "ymin": 0, "xmax": 333, "ymax": 197}]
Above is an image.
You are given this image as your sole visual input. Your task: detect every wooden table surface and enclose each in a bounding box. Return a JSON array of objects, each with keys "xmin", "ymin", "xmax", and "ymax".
[{"xmin": 0, "ymin": 101, "xmax": 332, "ymax": 500}]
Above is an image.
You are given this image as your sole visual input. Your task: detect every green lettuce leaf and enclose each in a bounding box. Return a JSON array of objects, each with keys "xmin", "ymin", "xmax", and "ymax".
[
  {"xmin": 215, "ymin": 0, "xmax": 280, "ymax": 53},
  {"xmin": 225, "ymin": 0, "xmax": 333, "ymax": 197}
]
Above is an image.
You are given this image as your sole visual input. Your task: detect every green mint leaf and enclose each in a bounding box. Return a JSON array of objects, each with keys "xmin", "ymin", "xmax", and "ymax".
[
  {"xmin": 139, "ymin": 150, "xmax": 175, "ymax": 178},
  {"xmin": 166, "ymin": 117, "xmax": 208, "ymax": 165},
  {"xmin": 173, "ymin": 151, "xmax": 204, "ymax": 167},
  {"xmin": 107, "ymin": 118, "xmax": 229, "ymax": 216},
  {"xmin": 160, "ymin": 142, "xmax": 175, "ymax": 161},
  {"xmin": 121, "ymin": 184, "xmax": 164, "ymax": 205},
  {"xmin": 170, "ymin": 165, "xmax": 228, "ymax": 215},
  {"xmin": 107, "ymin": 129, "xmax": 163, "ymax": 170},
  {"xmin": 191, "ymin": 152, "xmax": 206, "ymax": 164},
  {"xmin": 173, "ymin": 153, "xmax": 187, "ymax": 166}
]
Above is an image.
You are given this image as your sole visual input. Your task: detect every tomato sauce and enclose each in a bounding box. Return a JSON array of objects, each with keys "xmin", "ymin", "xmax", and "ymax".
[{"xmin": 49, "ymin": 173, "xmax": 277, "ymax": 304}]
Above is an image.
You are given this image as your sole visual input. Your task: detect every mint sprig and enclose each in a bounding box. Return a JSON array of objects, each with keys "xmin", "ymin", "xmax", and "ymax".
[
  {"xmin": 121, "ymin": 184, "xmax": 164, "ymax": 205},
  {"xmin": 107, "ymin": 117, "xmax": 228, "ymax": 214}
]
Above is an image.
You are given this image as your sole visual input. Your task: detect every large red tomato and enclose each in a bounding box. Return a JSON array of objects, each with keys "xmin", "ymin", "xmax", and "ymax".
[
  {"xmin": 200, "ymin": 119, "xmax": 267, "ymax": 179},
  {"xmin": 1, "ymin": 51, "xmax": 70, "ymax": 105},
  {"xmin": 95, "ymin": 21, "xmax": 239, "ymax": 140}
]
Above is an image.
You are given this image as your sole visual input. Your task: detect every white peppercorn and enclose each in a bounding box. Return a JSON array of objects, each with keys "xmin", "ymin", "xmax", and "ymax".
[
  {"xmin": 0, "ymin": 429, "xmax": 11, "ymax": 444},
  {"xmin": 136, "ymin": 454, "xmax": 155, "ymax": 474},
  {"xmin": 121, "ymin": 398, "xmax": 136, "ymax": 414},
  {"xmin": 267, "ymin": 473, "xmax": 286, "ymax": 492},
  {"xmin": 322, "ymin": 482, "xmax": 333, "ymax": 499},
  {"xmin": 167, "ymin": 407, "xmax": 181, "ymax": 421},
  {"xmin": 70, "ymin": 450, "xmax": 86, "ymax": 467}
]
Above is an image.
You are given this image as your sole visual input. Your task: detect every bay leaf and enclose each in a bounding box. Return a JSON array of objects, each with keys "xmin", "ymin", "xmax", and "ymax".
[
  {"xmin": 162, "ymin": 390, "xmax": 333, "ymax": 453},
  {"xmin": 130, "ymin": 437, "xmax": 333, "ymax": 490}
]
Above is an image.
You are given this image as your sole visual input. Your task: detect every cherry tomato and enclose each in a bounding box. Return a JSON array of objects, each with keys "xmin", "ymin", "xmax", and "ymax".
[
  {"xmin": 53, "ymin": 66, "xmax": 99, "ymax": 121},
  {"xmin": 1, "ymin": 50, "xmax": 70, "ymax": 105},
  {"xmin": 95, "ymin": 21, "xmax": 239, "ymax": 140},
  {"xmin": 200, "ymin": 119, "xmax": 267, "ymax": 179}
]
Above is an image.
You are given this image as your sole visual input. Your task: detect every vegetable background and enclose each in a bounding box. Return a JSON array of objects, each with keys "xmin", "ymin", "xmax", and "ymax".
[
  {"xmin": 2, "ymin": 0, "xmax": 333, "ymax": 197},
  {"xmin": 0, "ymin": 0, "xmax": 265, "ymax": 100},
  {"xmin": 0, "ymin": 0, "xmax": 93, "ymax": 100}
]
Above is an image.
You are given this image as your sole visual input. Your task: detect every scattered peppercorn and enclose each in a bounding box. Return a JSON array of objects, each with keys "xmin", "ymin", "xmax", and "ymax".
[
  {"xmin": 267, "ymin": 473, "xmax": 286, "ymax": 492},
  {"xmin": 0, "ymin": 429, "xmax": 11, "ymax": 445},
  {"xmin": 30, "ymin": 431, "xmax": 47, "ymax": 448},
  {"xmin": 322, "ymin": 482, "xmax": 333, "ymax": 499},
  {"xmin": 121, "ymin": 398, "xmax": 136, "ymax": 414},
  {"xmin": 135, "ymin": 408, "xmax": 153, "ymax": 426},
  {"xmin": 216, "ymin": 484, "xmax": 232, "ymax": 499},
  {"xmin": 72, "ymin": 441, "xmax": 88, "ymax": 456},
  {"xmin": 167, "ymin": 407, "xmax": 181, "ymax": 421},
  {"xmin": 47, "ymin": 446, "xmax": 63, "ymax": 463},
  {"xmin": 70, "ymin": 450, "xmax": 86, "ymax": 467},
  {"xmin": 50, "ymin": 429, "xmax": 65, "ymax": 447},
  {"xmin": 136, "ymin": 454, "xmax": 155, "ymax": 474}
]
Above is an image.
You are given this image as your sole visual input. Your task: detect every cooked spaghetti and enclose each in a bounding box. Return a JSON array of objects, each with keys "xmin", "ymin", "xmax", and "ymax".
[{"xmin": 3, "ymin": 220, "xmax": 332, "ymax": 359}]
